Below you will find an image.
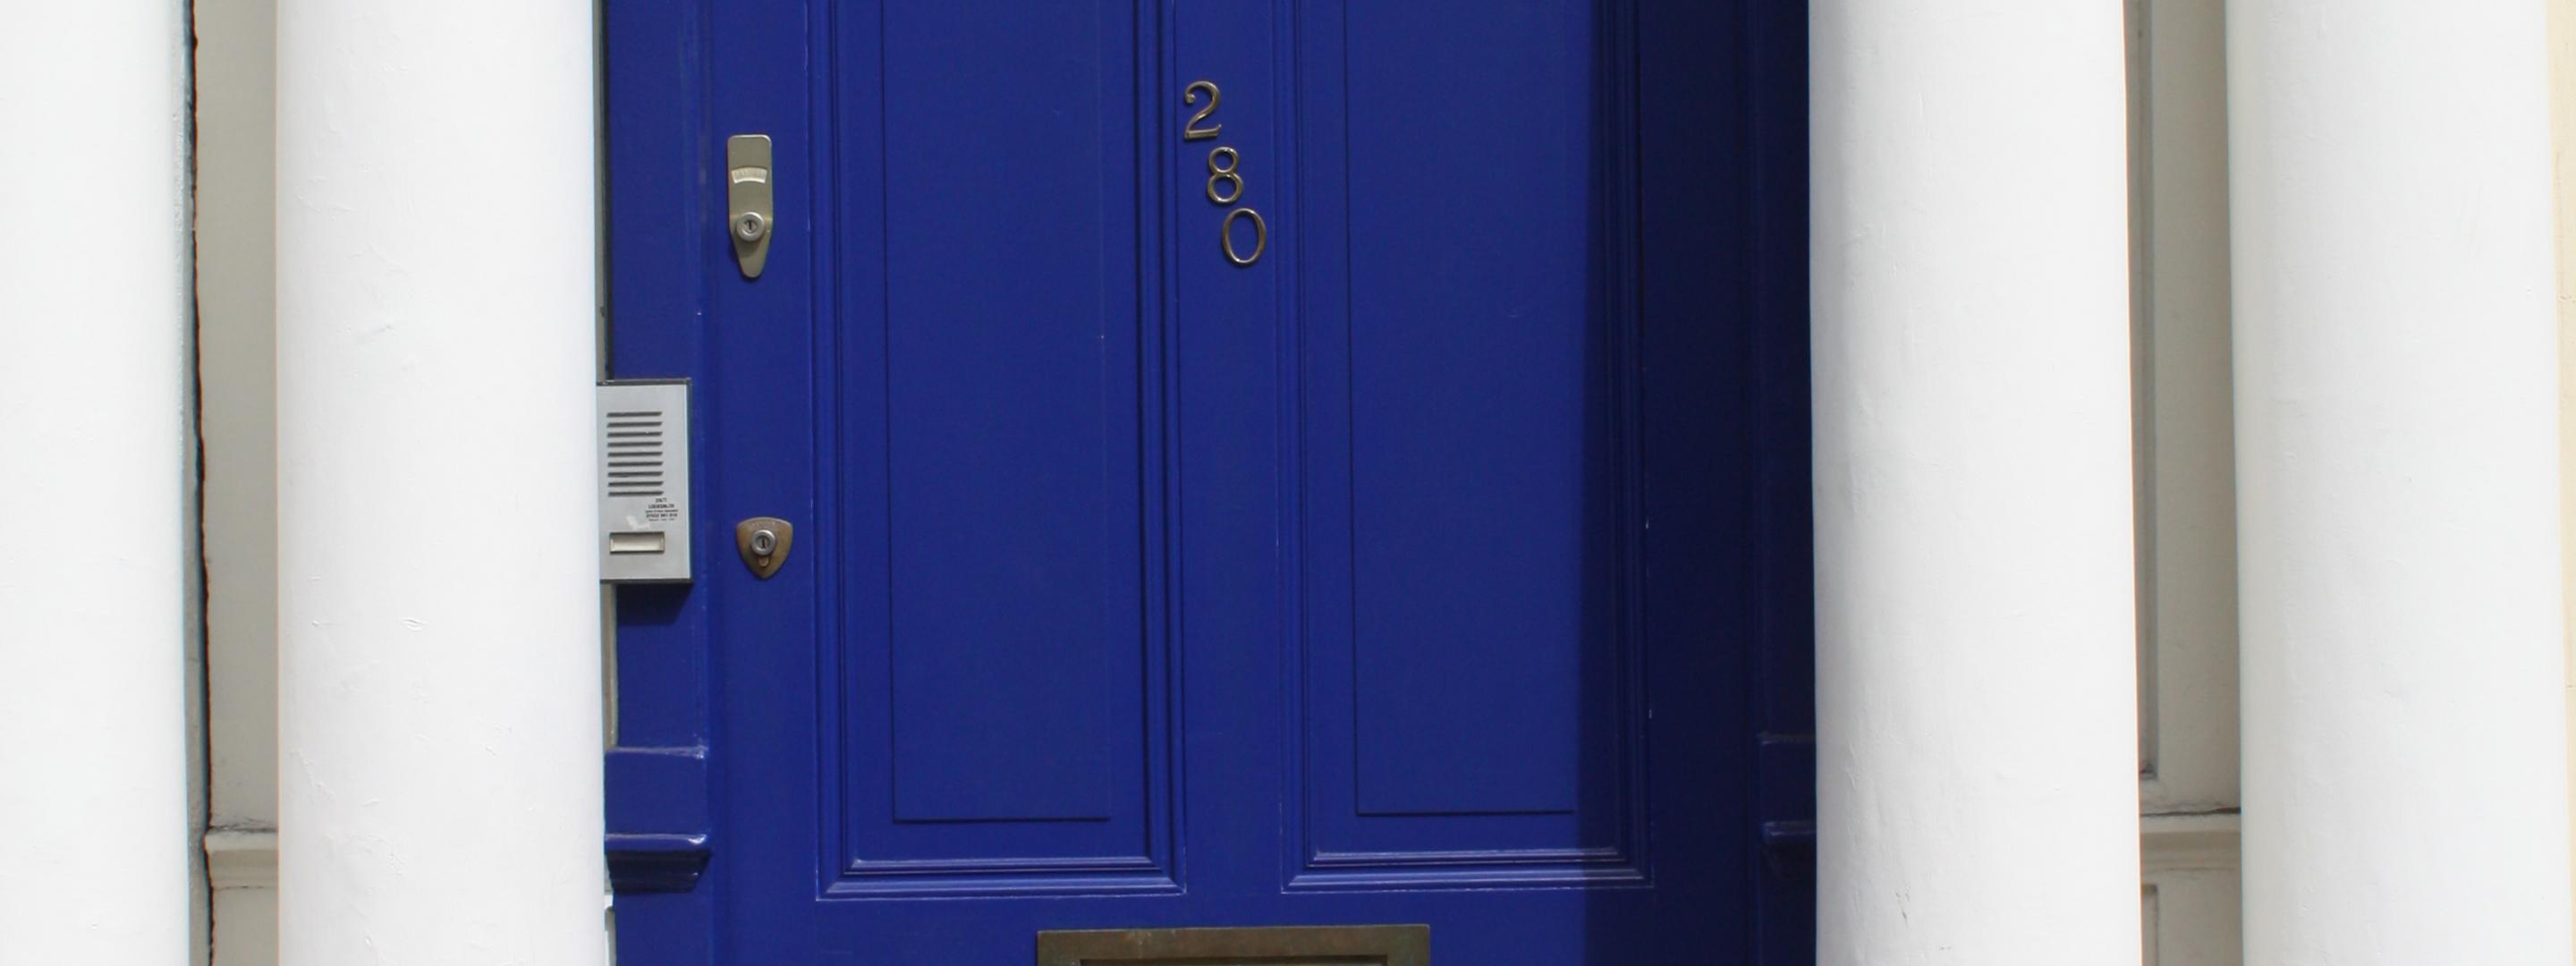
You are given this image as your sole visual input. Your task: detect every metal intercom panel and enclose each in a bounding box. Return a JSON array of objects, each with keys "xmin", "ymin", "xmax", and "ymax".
[{"xmin": 597, "ymin": 380, "xmax": 691, "ymax": 583}]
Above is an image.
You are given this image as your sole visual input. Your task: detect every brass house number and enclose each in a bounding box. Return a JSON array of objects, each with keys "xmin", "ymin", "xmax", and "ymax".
[{"xmin": 1182, "ymin": 80, "xmax": 1266, "ymax": 267}]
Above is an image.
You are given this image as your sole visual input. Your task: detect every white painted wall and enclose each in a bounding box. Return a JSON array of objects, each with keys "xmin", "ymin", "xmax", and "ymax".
[
  {"xmin": 1811, "ymin": 4, "xmax": 2142, "ymax": 963},
  {"xmin": 2229, "ymin": 1, "xmax": 2572, "ymax": 961},
  {"xmin": 0, "ymin": 3, "xmax": 198, "ymax": 962},
  {"xmin": 272, "ymin": 0, "xmax": 607, "ymax": 961},
  {"xmin": 2551, "ymin": 0, "xmax": 2576, "ymax": 935}
]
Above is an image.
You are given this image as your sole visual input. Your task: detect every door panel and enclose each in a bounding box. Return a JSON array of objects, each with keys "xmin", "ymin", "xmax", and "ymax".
[
  {"xmin": 878, "ymin": 0, "xmax": 1138, "ymax": 826},
  {"xmin": 824, "ymin": 0, "xmax": 1174, "ymax": 888},
  {"xmin": 1293, "ymin": 0, "xmax": 1640, "ymax": 880}
]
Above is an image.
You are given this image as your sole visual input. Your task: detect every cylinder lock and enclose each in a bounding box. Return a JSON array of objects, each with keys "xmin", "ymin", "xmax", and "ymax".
[{"xmin": 734, "ymin": 516, "xmax": 793, "ymax": 579}]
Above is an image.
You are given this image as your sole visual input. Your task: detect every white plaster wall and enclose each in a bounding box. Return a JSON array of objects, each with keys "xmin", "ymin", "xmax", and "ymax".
[
  {"xmin": 2545, "ymin": 0, "xmax": 2576, "ymax": 937},
  {"xmin": 2229, "ymin": 0, "xmax": 2568, "ymax": 957},
  {"xmin": 193, "ymin": 0, "xmax": 281, "ymax": 962},
  {"xmin": 1812, "ymin": 2, "xmax": 2142, "ymax": 960},
  {"xmin": 0, "ymin": 3, "xmax": 199, "ymax": 962},
  {"xmin": 2551, "ymin": 0, "xmax": 2576, "ymax": 931},
  {"xmin": 273, "ymin": 0, "xmax": 610, "ymax": 952}
]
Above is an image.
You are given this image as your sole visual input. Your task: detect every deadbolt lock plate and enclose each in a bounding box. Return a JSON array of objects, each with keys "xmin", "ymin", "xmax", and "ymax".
[
  {"xmin": 735, "ymin": 516, "xmax": 793, "ymax": 579},
  {"xmin": 726, "ymin": 134, "xmax": 774, "ymax": 279}
]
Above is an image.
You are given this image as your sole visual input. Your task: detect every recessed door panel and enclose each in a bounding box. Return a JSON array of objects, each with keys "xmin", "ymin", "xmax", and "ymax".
[
  {"xmin": 1292, "ymin": 0, "xmax": 1644, "ymax": 882},
  {"xmin": 824, "ymin": 0, "xmax": 1172, "ymax": 887}
]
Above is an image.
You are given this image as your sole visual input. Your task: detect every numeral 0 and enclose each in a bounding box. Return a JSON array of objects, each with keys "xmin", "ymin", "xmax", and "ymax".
[{"xmin": 1222, "ymin": 208, "xmax": 1267, "ymax": 267}]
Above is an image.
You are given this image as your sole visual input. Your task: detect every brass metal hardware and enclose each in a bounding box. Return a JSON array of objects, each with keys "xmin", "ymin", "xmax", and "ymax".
[
  {"xmin": 1221, "ymin": 208, "xmax": 1267, "ymax": 267},
  {"xmin": 1206, "ymin": 146, "xmax": 1243, "ymax": 204},
  {"xmin": 1180, "ymin": 80, "xmax": 1266, "ymax": 268},
  {"xmin": 726, "ymin": 134, "xmax": 774, "ymax": 279},
  {"xmin": 1182, "ymin": 80, "xmax": 1223, "ymax": 140},
  {"xmin": 1036, "ymin": 925, "xmax": 1428, "ymax": 965},
  {"xmin": 735, "ymin": 516, "xmax": 793, "ymax": 579}
]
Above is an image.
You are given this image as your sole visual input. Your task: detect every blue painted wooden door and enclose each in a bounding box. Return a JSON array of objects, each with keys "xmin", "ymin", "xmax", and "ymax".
[{"xmin": 604, "ymin": 1, "xmax": 1813, "ymax": 962}]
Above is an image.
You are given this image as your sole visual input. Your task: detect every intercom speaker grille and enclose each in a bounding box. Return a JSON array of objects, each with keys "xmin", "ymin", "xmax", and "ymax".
[{"xmin": 603, "ymin": 409, "xmax": 667, "ymax": 498}]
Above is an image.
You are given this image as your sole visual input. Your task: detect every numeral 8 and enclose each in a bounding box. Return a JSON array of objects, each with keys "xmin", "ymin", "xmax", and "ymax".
[{"xmin": 1207, "ymin": 147, "xmax": 1244, "ymax": 205}]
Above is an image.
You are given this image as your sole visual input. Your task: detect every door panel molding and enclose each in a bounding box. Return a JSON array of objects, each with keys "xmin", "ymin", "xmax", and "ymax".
[
  {"xmin": 1285, "ymin": 0, "xmax": 1651, "ymax": 890},
  {"xmin": 815, "ymin": 0, "xmax": 1181, "ymax": 896}
]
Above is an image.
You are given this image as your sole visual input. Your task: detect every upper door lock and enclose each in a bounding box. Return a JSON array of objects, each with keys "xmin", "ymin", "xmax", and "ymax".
[{"xmin": 726, "ymin": 134, "xmax": 774, "ymax": 279}]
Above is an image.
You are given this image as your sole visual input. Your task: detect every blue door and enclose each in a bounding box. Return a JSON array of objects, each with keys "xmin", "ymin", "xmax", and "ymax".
[{"xmin": 604, "ymin": 1, "xmax": 1813, "ymax": 962}]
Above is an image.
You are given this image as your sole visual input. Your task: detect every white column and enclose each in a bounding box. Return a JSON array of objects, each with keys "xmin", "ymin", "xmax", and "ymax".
[
  {"xmin": 2227, "ymin": 4, "xmax": 2572, "ymax": 962},
  {"xmin": 0, "ymin": 3, "xmax": 194, "ymax": 962},
  {"xmin": 1810, "ymin": 4, "xmax": 2140, "ymax": 964},
  {"xmin": 275, "ymin": 0, "xmax": 605, "ymax": 962}
]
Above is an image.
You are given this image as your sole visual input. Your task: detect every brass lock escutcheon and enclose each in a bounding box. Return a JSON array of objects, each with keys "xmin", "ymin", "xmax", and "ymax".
[
  {"xmin": 726, "ymin": 134, "xmax": 774, "ymax": 279},
  {"xmin": 735, "ymin": 516, "xmax": 793, "ymax": 579}
]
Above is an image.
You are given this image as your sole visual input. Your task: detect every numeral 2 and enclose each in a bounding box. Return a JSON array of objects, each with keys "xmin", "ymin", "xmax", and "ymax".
[{"xmin": 1182, "ymin": 80, "xmax": 1222, "ymax": 140}]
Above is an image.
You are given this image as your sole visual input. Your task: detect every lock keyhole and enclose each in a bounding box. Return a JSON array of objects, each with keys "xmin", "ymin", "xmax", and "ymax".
[
  {"xmin": 735, "ymin": 516, "xmax": 794, "ymax": 579},
  {"xmin": 726, "ymin": 134, "xmax": 775, "ymax": 279}
]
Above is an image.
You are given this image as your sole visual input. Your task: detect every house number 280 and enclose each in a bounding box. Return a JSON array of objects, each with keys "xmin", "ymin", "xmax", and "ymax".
[{"xmin": 1182, "ymin": 80, "xmax": 1265, "ymax": 267}]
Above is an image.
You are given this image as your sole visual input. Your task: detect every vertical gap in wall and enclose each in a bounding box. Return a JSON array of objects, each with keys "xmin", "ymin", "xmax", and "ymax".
[
  {"xmin": 2141, "ymin": 884, "xmax": 2163, "ymax": 966},
  {"xmin": 2125, "ymin": 0, "xmax": 2162, "ymax": 785},
  {"xmin": 594, "ymin": 0, "xmax": 617, "ymax": 961},
  {"xmin": 595, "ymin": 0, "xmax": 619, "ymax": 757},
  {"xmin": 181, "ymin": 2, "xmax": 215, "ymax": 962}
]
